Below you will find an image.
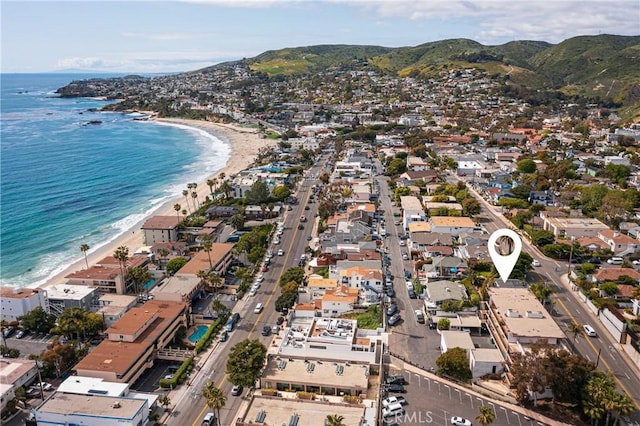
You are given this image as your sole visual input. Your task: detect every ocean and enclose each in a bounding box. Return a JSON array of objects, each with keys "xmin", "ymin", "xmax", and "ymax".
[{"xmin": 0, "ymin": 73, "xmax": 230, "ymax": 288}]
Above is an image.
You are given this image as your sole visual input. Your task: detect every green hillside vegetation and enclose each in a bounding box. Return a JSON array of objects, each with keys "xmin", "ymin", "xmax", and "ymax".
[{"xmin": 206, "ymin": 35, "xmax": 639, "ymax": 115}]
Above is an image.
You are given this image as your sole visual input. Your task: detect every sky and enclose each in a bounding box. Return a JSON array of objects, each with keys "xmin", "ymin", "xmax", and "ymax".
[{"xmin": 2, "ymin": 0, "xmax": 639, "ymax": 74}]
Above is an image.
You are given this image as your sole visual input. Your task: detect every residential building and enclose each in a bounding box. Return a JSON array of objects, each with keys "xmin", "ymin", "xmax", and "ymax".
[
  {"xmin": 440, "ymin": 330, "xmax": 475, "ymax": 353},
  {"xmin": 0, "ymin": 287, "xmax": 48, "ymax": 323},
  {"xmin": 74, "ymin": 300, "xmax": 187, "ymax": 384},
  {"xmin": 428, "ymin": 216, "xmax": 476, "ymax": 236},
  {"xmin": 43, "ymin": 284, "xmax": 98, "ymax": 317},
  {"xmin": 321, "ymin": 286, "xmax": 359, "ymax": 317},
  {"xmin": 0, "ymin": 359, "xmax": 40, "ymax": 411},
  {"xmin": 65, "ymin": 255, "xmax": 150, "ymax": 295},
  {"xmin": 140, "ymin": 216, "xmax": 181, "ymax": 244},
  {"xmin": 424, "ymin": 280, "xmax": 467, "ymax": 306},
  {"xmin": 486, "ymin": 287, "xmax": 565, "ymax": 363},
  {"xmin": 175, "ymin": 243, "xmax": 234, "ymax": 277},
  {"xmin": 275, "ymin": 316, "xmax": 385, "ymax": 364},
  {"xmin": 153, "ymin": 275, "xmax": 203, "ymax": 305},
  {"xmin": 34, "ymin": 392, "xmax": 148, "ymax": 426},
  {"xmin": 597, "ymin": 230, "xmax": 639, "ymax": 256},
  {"xmin": 469, "ymin": 348, "xmax": 506, "ymax": 378},
  {"xmin": 541, "ymin": 216, "xmax": 608, "ymax": 239},
  {"xmin": 399, "ymin": 196, "xmax": 425, "ymax": 230},
  {"xmin": 96, "ymin": 294, "xmax": 138, "ymax": 328}
]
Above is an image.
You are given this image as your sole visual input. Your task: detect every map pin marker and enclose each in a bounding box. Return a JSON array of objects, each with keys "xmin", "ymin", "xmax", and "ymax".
[{"xmin": 488, "ymin": 229, "xmax": 522, "ymax": 283}]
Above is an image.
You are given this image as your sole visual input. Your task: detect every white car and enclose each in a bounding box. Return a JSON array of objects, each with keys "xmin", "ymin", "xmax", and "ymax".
[
  {"xmin": 450, "ymin": 416, "xmax": 472, "ymax": 426},
  {"xmin": 274, "ymin": 238, "xmax": 281, "ymax": 245},
  {"xmin": 399, "ymin": 240, "xmax": 406, "ymax": 246},
  {"xmin": 249, "ymin": 288, "xmax": 258, "ymax": 297},
  {"xmin": 256, "ymin": 274, "xmax": 264, "ymax": 282},
  {"xmin": 277, "ymin": 249, "xmax": 284, "ymax": 256},
  {"xmin": 532, "ymin": 259, "xmax": 541, "ymax": 267}
]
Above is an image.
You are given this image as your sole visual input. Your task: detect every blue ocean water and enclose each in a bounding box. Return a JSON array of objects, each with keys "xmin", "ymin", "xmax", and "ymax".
[{"xmin": 0, "ymin": 73, "xmax": 230, "ymax": 287}]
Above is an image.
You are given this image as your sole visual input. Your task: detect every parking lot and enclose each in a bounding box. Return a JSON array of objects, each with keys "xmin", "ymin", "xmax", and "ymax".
[
  {"xmin": 3, "ymin": 332, "xmax": 57, "ymax": 357},
  {"xmin": 382, "ymin": 369, "xmax": 547, "ymax": 426}
]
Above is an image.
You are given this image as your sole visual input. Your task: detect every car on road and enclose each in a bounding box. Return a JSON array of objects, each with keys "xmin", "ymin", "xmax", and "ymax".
[
  {"xmin": 399, "ymin": 240, "xmax": 406, "ymax": 246},
  {"xmin": 249, "ymin": 288, "xmax": 258, "ymax": 297},
  {"xmin": 15, "ymin": 329, "xmax": 27, "ymax": 339},
  {"xmin": 219, "ymin": 331, "xmax": 228, "ymax": 342},
  {"xmin": 298, "ymin": 224, "xmax": 304, "ymax": 230},
  {"xmin": 277, "ymin": 249, "xmax": 284, "ymax": 256},
  {"xmin": 306, "ymin": 235, "xmax": 312, "ymax": 241},
  {"xmin": 402, "ymin": 252, "xmax": 409, "ymax": 260},
  {"xmin": 231, "ymin": 385, "xmax": 243, "ymax": 396},
  {"xmin": 386, "ymin": 287, "xmax": 395, "ymax": 298},
  {"xmin": 386, "ymin": 383, "xmax": 406, "ymax": 393},
  {"xmin": 276, "ymin": 316, "xmax": 284, "ymax": 325},
  {"xmin": 408, "ymin": 288, "xmax": 417, "ymax": 299},
  {"xmin": 387, "ymin": 313, "xmax": 401, "ymax": 326},
  {"xmin": 304, "ymin": 205, "xmax": 310, "ymax": 210},
  {"xmin": 254, "ymin": 303, "xmax": 263, "ymax": 314},
  {"xmin": 532, "ymin": 259, "xmax": 541, "ymax": 267},
  {"xmin": 583, "ymin": 324, "xmax": 597, "ymax": 337},
  {"xmin": 261, "ymin": 325, "xmax": 271, "ymax": 336},
  {"xmin": 256, "ymin": 274, "xmax": 264, "ymax": 282},
  {"xmin": 450, "ymin": 416, "xmax": 472, "ymax": 426},
  {"xmin": 261, "ymin": 265, "xmax": 269, "ymax": 272}
]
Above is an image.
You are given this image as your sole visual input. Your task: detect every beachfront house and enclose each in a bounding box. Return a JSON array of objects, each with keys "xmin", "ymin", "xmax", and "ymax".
[{"xmin": 141, "ymin": 216, "xmax": 181, "ymax": 244}]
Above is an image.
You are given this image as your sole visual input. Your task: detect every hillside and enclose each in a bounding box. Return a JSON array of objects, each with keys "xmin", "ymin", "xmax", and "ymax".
[{"xmin": 213, "ymin": 35, "xmax": 639, "ymax": 111}]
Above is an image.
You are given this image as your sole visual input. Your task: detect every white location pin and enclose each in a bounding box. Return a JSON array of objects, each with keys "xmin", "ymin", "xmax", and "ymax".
[{"xmin": 488, "ymin": 229, "xmax": 523, "ymax": 283}]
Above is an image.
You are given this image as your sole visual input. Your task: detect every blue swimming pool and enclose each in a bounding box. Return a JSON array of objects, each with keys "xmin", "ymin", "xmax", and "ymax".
[
  {"xmin": 188, "ymin": 325, "xmax": 209, "ymax": 343},
  {"xmin": 143, "ymin": 278, "xmax": 156, "ymax": 290}
]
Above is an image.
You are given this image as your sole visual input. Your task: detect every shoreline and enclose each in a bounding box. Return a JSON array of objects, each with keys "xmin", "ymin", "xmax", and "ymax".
[{"xmin": 28, "ymin": 118, "xmax": 273, "ymax": 290}]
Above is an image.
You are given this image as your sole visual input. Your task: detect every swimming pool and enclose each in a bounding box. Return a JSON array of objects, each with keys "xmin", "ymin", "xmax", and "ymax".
[
  {"xmin": 143, "ymin": 278, "xmax": 156, "ymax": 290},
  {"xmin": 188, "ymin": 325, "xmax": 209, "ymax": 343}
]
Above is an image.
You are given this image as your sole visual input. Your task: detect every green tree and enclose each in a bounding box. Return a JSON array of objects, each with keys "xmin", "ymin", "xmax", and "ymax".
[
  {"xmin": 201, "ymin": 382, "xmax": 226, "ymax": 426},
  {"xmin": 529, "ymin": 281, "xmax": 553, "ymax": 305},
  {"xmin": 40, "ymin": 339, "xmax": 82, "ymax": 378},
  {"xmin": 545, "ymin": 349, "xmax": 594, "ymax": 405},
  {"xmin": 245, "ymin": 180, "xmax": 270, "ymax": 204},
  {"xmin": 202, "ymin": 235, "xmax": 214, "ymax": 269},
  {"xmin": 210, "ymin": 300, "xmax": 229, "ymax": 316},
  {"xmin": 568, "ymin": 321, "xmax": 583, "ymax": 342},
  {"xmin": 600, "ymin": 281, "xmax": 618, "ymax": 296},
  {"xmin": 279, "ymin": 267, "xmax": 305, "ymax": 286},
  {"xmin": 126, "ymin": 266, "xmax": 152, "ymax": 295},
  {"xmin": 174, "ymin": 203, "xmax": 182, "ymax": 220},
  {"xmin": 476, "ymin": 405, "xmax": 495, "ymax": 426},
  {"xmin": 437, "ymin": 318, "xmax": 450, "ymax": 330},
  {"xmin": 113, "ymin": 245, "xmax": 130, "ymax": 290},
  {"xmin": 435, "ymin": 347, "xmax": 471, "ymax": 382},
  {"xmin": 19, "ymin": 307, "xmax": 57, "ymax": 333},
  {"xmin": 230, "ymin": 214, "xmax": 245, "ymax": 231},
  {"xmin": 271, "ymin": 185, "xmax": 291, "ymax": 201},
  {"xmin": 158, "ymin": 395, "xmax": 171, "ymax": 411},
  {"xmin": 516, "ymin": 158, "xmax": 537, "ymax": 174},
  {"xmin": 462, "ymin": 197, "xmax": 481, "ymax": 217},
  {"xmin": 166, "ymin": 257, "xmax": 188, "ymax": 275},
  {"xmin": 386, "ymin": 158, "xmax": 407, "ymax": 175},
  {"xmin": 325, "ymin": 414, "xmax": 346, "ymax": 426},
  {"xmin": 226, "ymin": 339, "xmax": 267, "ymax": 388},
  {"xmin": 55, "ymin": 307, "xmax": 103, "ymax": 342},
  {"xmin": 275, "ymin": 292, "xmax": 298, "ymax": 312},
  {"xmin": 80, "ymin": 243, "xmax": 90, "ymax": 269}
]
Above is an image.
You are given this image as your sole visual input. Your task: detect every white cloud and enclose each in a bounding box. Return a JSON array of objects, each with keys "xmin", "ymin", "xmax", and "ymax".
[{"xmin": 360, "ymin": 0, "xmax": 639, "ymax": 43}]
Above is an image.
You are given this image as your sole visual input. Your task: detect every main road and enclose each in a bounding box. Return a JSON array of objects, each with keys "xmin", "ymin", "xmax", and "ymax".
[
  {"xmin": 167, "ymin": 159, "xmax": 327, "ymax": 426},
  {"xmin": 446, "ymin": 172, "xmax": 640, "ymax": 420}
]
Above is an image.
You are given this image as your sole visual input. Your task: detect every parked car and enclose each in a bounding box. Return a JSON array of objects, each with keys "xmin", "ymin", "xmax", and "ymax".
[
  {"xmin": 386, "ymin": 383, "xmax": 406, "ymax": 393},
  {"xmin": 382, "ymin": 396, "xmax": 407, "ymax": 407},
  {"xmin": 387, "ymin": 313, "xmax": 401, "ymax": 326},
  {"xmin": 532, "ymin": 259, "xmax": 541, "ymax": 267},
  {"xmin": 408, "ymin": 289, "xmax": 417, "ymax": 299},
  {"xmin": 219, "ymin": 331, "xmax": 228, "ymax": 342},
  {"xmin": 384, "ymin": 375, "xmax": 408, "ymax": 385},
  {"xmin": 386, "ymin": 287, "xmax": 395, "ymax": 298},
  {"xmin": 276, "ymin": 316, "xmax": 285, "ymax": 325},
  {"xmin": 249, "ymin": 288, "xmax": 258, "ymax": 297},
  {"xmin": 450, "ymin": 417, "xmax": 472, "ymax": 426},
  {"xmin": 277, "ymin": 249, "xmax": 284, "ymax": 256},
  {"xmin": 231, "ymin": 385, "xmax": 243, "ymax": 396},
  {"xmin": 15, "ymin": 329, "xmax": 27, "ymax": 339},
  {"xmin": 261, "ymin": 325, "xmax": 271, "ymax": 336},
  {"xmin": 3, "ymin": 326, "xmax": 16, "ymax": 338},
  {"xmin": 386, "ymin": 304, "xmax": 398, "ymax": 316},
  {"xmin": 588, "ymin": 257, "xmax": 601, "ymax": 264}
]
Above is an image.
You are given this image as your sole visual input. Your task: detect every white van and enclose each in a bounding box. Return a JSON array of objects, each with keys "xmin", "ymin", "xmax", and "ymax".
[
  {"xmin": 202, "ymin": 412, "xmax": 215, "ymax": 425},
  {"xmin": 583, "ymin": 324, "xmax": 597, "ymax": 337},
  {"xmin": 254, "ymin": 303, "xmax": 263, "ymax": 314},
  {"xmin": 382, "ymin": 402, "xmax": 404, "ymax": 418},
  {"xmin": 607, "ymin": 257, "xmax": 623, "ymax": 265}
]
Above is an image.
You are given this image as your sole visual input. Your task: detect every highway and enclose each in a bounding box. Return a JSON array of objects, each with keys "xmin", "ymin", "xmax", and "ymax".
[
  {"xmin": 446, "ymin": 172, "xmax": 640, "ymax": 420},
  {"xmin": 167, "ymin": 159, "xmax": 326, "ymax": 426}
]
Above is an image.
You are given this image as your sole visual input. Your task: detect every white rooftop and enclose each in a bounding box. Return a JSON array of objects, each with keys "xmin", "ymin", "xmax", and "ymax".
[
  {"xmin": 43, "ymin": 284, "xmax": 95, "ymax": 300},
  {"xmin": 57, "ymin": 376, "xmax": 129, "ymax": 397}
]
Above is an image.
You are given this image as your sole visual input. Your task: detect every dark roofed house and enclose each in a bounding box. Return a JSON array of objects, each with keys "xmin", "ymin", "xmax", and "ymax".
[{"xmin": 206, "ymin": 205, "xmax": 239, "ymax": 218}]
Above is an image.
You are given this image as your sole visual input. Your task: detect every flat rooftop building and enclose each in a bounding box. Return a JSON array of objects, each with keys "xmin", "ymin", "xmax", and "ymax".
[{"xmin": 34, "ymin": 392, "xmax": 148, "ymax": 426}]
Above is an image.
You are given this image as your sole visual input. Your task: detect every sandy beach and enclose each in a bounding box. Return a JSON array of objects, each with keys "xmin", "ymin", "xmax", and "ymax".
[{"xmin": 37, "ymin": 118, "xmax": 274, "ymax": 289}]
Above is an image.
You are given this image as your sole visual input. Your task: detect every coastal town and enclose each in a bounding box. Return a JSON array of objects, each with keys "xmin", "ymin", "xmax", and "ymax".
[{"xmin": 2, "ymin": 39, "xmax": 640, "ymax": 426}]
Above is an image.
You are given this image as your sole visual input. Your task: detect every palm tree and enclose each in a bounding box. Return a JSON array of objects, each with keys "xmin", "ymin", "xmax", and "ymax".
[
  {"xmin": 113, "ymin": 245, "xmax": 130, "ymax": 292},
  {"xmin": 325, "ymin": 414, "xmax": 346, "ymax": 426},
  {"xmin": 201, "ymin": 382, "xmax": 226, "ymax": 426},
  {"xmin": 80, "ymin": 243, "xmax": 90, "ymax": 269},
  {"xmin": 192, "ymin": 191, "xmax": 199, "ymax": 211},
  {"xmin": 208, "ymin": 271, "xmax": 223, "ymax": 293},
  {"xmin": 207, "ymin": 178, "xmax": 215, "ymax": 195},
  {"xmin": 173, "ymin": 203, "xmax": 182, "ymax": 220},
  {"xmin": 182, "ymin": 190, "xmax": 191, "ymax": 214},
  {"xmin": 476, "ymin": 406, "xmax": 495, "ymax": 426},
  {"xmin": 569, "ymin": 321, "xmax": 582, "ymax": 342},
  {"xmin": 202, "ymin": 237, "xmax": 213, "ymax": 269},
  {"xmin": 612, "ymin": 393, "xmax": 635, "ymax": 425},
  {"xmin": 158, "ymin": 395, "xmax": 171, "ymax": 411},
  {"xmin": 158, "ymin": 248, "xmax": 169, "ymax": 269},
  {"xmin": 218, "ymin": 172, "xmax": 225, "ymax": 181}
]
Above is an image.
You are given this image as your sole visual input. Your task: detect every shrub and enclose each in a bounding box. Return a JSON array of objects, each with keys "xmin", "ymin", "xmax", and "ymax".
[
  {"xmin": 296, "ymin": 391, "xmax": 315, "ymax": 400},
  {"xmin": 159, "ymin": 356, "xmax": 193, "ymax": 388},
  {"xmin": 195, "ymin": 313, "xmax": 229, "ymax": 354}
]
